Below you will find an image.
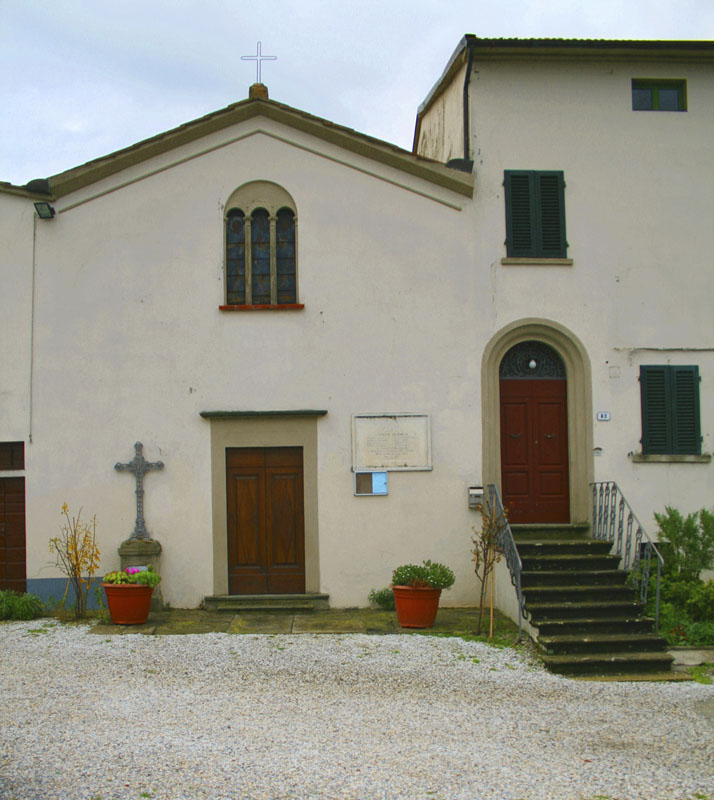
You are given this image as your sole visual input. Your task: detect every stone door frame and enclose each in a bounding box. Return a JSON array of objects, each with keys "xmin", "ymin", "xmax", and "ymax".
[{"xmin": 482, "ymin": 318, "xmax": 593, "ymax": 523}]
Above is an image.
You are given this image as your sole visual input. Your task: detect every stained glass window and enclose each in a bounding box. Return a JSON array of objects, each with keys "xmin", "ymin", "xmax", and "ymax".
[
  {"xmin": 276, "ymin": 208, "xmax": 296, "ymax": 304},
  {"xmin": 225, "ymin": 209, "xmax": 245, "ymax": 305},
  {"xmin": 251, "ymin": 209, "xmax": 271, "ymax": 305},
  {"xmin": 224, "ymin": 185, "xmax": 299, "ymax": 307}
]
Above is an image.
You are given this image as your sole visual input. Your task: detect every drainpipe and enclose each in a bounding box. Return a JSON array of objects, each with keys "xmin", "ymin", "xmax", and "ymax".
[
  {"xmin": 462, "ymin": 39, "xmax": 475, "ymax": 161},
  {"xmin": 29, "ymin": 213, "xmax": 37, "ymax": 444}
]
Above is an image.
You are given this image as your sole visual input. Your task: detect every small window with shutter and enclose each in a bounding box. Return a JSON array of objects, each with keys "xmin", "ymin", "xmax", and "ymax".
[
  {"xmin": 640, "ymin": 365, "xmax": 701, "ymax": 455},
  {"xmin": 504, "ymin": 170, "xmax": 567, "ymax": 258}
]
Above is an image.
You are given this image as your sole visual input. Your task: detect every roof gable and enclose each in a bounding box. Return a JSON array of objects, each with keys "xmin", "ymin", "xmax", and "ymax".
[{"xmin": 39, "ymin": 95, "xmax": 472, "ymax": 200}]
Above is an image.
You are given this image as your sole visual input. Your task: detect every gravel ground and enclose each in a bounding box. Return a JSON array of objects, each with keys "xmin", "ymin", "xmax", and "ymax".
[{"xmin": 1, "ymin": 620, "xmax": 713, "ymax": 800}]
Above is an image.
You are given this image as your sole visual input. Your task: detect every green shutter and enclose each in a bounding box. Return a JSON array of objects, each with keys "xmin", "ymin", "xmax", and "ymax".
[
  {"xmin": 641, "ymin": 366, "xmax": 670, "ymax": 454},
  {"xmin": 505, "ymin": 170, "xmax": 566, "ymax": 258},
  {"xmin": 505, "ymin": 172, "xmax": 535, "ymax": 257},
  {"xmin": 537, "ymin": 172, "xmax": 566, "ymax": 257},
  {"xmin": 672, "ymin": 366, "xmax": 701, "ymax": 454},
  {"xmin": 640, "ymin": 365, "xmax": 701, "ymax": 455}
]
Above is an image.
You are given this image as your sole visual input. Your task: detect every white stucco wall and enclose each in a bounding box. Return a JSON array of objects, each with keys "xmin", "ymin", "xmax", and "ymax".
[
  {"xmin": 21, "ymin": 115, "xmax": 486, "ymax": 608},
  {"xmin": 0, "ymin": 193, "xmax": 34, "ymax": 440}
]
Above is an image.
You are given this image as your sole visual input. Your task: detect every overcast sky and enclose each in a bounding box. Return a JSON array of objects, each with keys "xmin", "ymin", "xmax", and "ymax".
[{"xmin": 2, "ymin": 0, "xmax": 713, "ymax": 186}]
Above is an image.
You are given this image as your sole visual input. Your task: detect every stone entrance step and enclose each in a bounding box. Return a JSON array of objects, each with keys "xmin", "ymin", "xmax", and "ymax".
[
  {"xmin": 538, "ymin": 632, "xmax": 668, "ymax": 655},
  {"xmin": 203, "ymin": 593, "xmax": 330, "ymax": 613},
  {"xmin": 541, "ymin": 650, "xmax": 675, "ymax": 676},
  {"xmin": 521, "ymin": 569, "xmax": 627, "ymax": 587},
  {"xmin": 511, "ymin": 523, "xmax": 591, "ymax": 541},
  {"xmin": 575, "ymin": 671, "xmax": 692, "ymax": 683},
  {"xmin": 514, "ymin": 524, "xmax": 673, "ymax": 677},
  {"xmin": 535, "ymin": 616, "xmax": 656, "ymax": 636}
]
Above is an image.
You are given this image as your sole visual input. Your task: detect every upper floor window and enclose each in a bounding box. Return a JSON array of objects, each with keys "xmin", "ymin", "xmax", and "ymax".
[
  {"xmin": 640, "ymin": 365, "xmax": 701, "ymax": 455},
  {"xmin": 504, "ymin": 170, "xmax": 567, "ymax": 259},
  {"xmin": 0, "ymin": 442, "xmax": 24, "ymax": 470},
  {"xmin": 632, "ymin": 79, "xmax": 687, "ymax": 112},
  {"xmin": 223, "ymin": 181, "xmax": 300, "ymax": 309}
]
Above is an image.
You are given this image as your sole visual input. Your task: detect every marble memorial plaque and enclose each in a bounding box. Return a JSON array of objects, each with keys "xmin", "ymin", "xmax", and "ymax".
[{"xmin": 352, "ymin": 414, "xmax": 431, "ymax": 471}]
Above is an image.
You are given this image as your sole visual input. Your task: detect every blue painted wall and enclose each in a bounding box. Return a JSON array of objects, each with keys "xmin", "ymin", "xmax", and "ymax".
[{"xmin": 26, "ymin": 577, "xmax": 104, "ymax": 611}]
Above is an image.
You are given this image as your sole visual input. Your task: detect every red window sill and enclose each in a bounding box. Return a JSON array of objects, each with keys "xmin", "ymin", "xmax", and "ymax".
[{"xmin": 219, "ymin": 304, "xmax": 305, "ymax": 311}]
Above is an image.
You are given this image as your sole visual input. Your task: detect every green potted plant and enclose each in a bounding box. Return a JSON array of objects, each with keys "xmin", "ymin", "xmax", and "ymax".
[
  {"xmin": 391, "ymin": 560, "xmax": 455, "ymax": 628},
  {"xmin": 102, "ymin": 565, "xmax": 161, "ymax": 625}
]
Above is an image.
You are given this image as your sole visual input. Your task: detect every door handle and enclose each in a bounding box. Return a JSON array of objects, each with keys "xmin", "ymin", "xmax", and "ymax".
[
  {"xmin": 509, "ymin": 433, "xmax": 521, "ymax": 439},
  {"xmin": 544, "ymin": 434, "xmax": 557, "ymax": 439}
]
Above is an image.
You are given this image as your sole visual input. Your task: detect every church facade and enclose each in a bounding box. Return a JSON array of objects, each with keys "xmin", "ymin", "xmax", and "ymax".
[{"xmin": 1, "ymin": 38, "xmax": 712, "ymax": 612}]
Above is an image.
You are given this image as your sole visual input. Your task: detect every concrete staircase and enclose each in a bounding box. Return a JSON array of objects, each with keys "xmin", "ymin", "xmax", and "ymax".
[
  {"xmin": 514, "ymin": 524, "xmax": 674, "ymax": 677},
  {"xmin": 203, "ymin": 593, "xmax": 330, "ymax": 613}
]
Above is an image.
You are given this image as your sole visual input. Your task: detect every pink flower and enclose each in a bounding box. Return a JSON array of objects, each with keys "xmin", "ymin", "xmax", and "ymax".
[{"xmin": 126, "ymin": 567, "xmax": 141, "ymax": 575}]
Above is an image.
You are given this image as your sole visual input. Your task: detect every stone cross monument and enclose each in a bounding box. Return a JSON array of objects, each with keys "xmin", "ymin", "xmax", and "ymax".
[
  {"xmin": 114, "ymin": 441, "xmax": 164, "ymax": 540},
  {"xmin": 114, "ymin": 441, "xmax": 164, "ymax": 609}
]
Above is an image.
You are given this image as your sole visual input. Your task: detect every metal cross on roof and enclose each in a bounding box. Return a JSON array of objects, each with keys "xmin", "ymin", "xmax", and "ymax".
[
  {"xmin": 115, "ymin": 442, "xmax": 164, "ymax": 540},
  {"xmin": 241, "ymin": 41, "xmax": 277, "ymax": 84}
]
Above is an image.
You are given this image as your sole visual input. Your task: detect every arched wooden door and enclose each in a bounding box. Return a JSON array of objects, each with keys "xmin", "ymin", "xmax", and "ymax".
[{"xmin": 499, "ymin": 341, "xmax": 569, "ymax": 524}]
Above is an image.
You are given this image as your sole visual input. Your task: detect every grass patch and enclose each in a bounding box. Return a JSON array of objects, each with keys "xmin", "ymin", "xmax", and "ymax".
[
  {"xmin": 25, "ymin": 626, "xmax": 54, "ymax": 635},
  {"xmin": 689, "ymin": 663, "xmax": 714, "ymax": 685},
  {"xmin": 328, "ymin": 605, "xmax": 523, "ymax": 646},
  {"xmin": 420, "ymin": 608, "xmax": 522, "ymax": 648}
]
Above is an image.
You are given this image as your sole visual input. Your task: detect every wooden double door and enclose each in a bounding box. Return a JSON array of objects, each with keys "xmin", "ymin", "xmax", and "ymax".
[
  {"xmin": 500, "ymin": 378, "xmax": 570, "ymax": 524},
  {"xmin": 0, "ymin": 477, "xmax": 26, "ymax": 593},
  {"xmin": 226, "ymin": 447, "xmax": 305, "ymax": 595}
]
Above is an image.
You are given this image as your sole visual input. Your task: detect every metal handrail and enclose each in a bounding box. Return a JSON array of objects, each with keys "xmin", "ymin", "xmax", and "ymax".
[
  {"xmin": 487, "ymin": 484, "xmax": 524, "ymax": 642},
  {"xmin": 591, "ymin": 481, "xmax": 663, "ymax": 630}
]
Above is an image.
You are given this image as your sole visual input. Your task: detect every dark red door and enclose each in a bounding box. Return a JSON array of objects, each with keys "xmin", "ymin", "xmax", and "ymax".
[
  {"xmin": 226, "ymin": 447, "xmax": 305, "ymax": 594},
  {"xmin": 0, "ymin": 477, "xmax": 26, "ymax": 593},
  {"xmin": 500, "ymin": 379, "xmax": 569, "ymax": 523}
]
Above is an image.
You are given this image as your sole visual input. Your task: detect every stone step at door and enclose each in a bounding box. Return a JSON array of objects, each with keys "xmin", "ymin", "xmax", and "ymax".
[
  {"xmin": 513, "ymin": 524, "xmax": 672, "ymax": 677},
  {"xmin": 203, "ymin": 593, "xmax": 330, "ymax": 613},
  {"xmin": 521, "ymin": 569, "xmax": 627, "ymax": 587}
]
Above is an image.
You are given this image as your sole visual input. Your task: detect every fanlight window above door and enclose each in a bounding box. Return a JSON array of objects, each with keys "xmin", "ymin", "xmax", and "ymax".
[{"xmin": 499, "ymin": 340, "xmax": 566, "ymax": 379}]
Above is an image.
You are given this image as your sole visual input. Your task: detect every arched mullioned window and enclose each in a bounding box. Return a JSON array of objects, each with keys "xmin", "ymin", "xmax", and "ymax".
[{"xmin": 223, "ymin": 181, "xmax": 299, "ymax": 308}]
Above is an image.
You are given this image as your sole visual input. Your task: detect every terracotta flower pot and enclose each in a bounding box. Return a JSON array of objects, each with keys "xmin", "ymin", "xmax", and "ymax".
[
  {"xmin": 102, "ymin": 583, "xmax": 154, "ymax": 625},
  {"xmin": 391, "ymin": 585, "xmax": 442, "ymax": 628}
]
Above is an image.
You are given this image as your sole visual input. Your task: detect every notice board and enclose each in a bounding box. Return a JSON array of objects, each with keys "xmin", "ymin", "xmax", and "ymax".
[{"xmin": 351, "ymin": 414, "xmax": 431, "ymax": 471}]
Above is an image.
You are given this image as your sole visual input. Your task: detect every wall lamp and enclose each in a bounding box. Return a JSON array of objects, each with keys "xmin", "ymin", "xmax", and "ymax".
[{"xmin": 34, "ymin": 202, "xmax": 55, "ymax": 220}]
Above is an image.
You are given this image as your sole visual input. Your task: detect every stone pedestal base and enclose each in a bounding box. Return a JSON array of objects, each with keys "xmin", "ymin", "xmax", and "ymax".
[{"xmin": 118, "ymin": 538, "xmax": 163, "ymax": 611}]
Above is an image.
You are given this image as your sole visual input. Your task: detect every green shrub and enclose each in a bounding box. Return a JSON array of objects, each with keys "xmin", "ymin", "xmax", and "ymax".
[
  {"xmin": 653, "ymin": 576, "xmax": 714, "ymax": 622},
  {"xmin": 391, "ymin": 560, "xmax": 455, "ymax": 590},
  {"xmin": 134, "ymin": 568, "xmax": 161, "ymax": 588},
  {"xmin": 659, "ymin": 576, "xmax": 701, "ymax": 606},
  {"xmin": 681, "ymin": 620, "xmax": 714, "ymax": 646},
  {"xmin": 0, "ymin": 590, "xmax": 44, "ymax": 621},
  {"xmin": 686, "ymin": 581, "xmax": 714, "ymax": 621},
  {"xmin": 103, "ymin": 565, "xmax": 161, "ymax": 588},
  {"xmin": 654, "ymin": 506, "xmax": 714, "ymax": 580},
  {"xmin": 652, "ymin": 591, "xmax": 714, "ymax": 646},
  {"xmin": 368, "ymin": 587, "xmax": 396, "ymax": 611}
]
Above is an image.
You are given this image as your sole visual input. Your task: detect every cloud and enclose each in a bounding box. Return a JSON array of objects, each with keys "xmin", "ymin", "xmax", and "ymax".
[{"xmin": 1, "ymin": 0, "xmax": 713, "ymax": 183}]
